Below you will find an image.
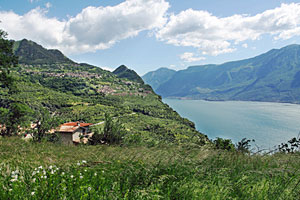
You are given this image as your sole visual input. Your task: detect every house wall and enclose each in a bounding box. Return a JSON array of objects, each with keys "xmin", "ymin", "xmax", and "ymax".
[
  {"xmin": 59, "ymin": 133, "xmax": 73, "ymax": 145},
  {"xmin": 72, "ymin": 129, "xmax": 84, "ymax": 143}
]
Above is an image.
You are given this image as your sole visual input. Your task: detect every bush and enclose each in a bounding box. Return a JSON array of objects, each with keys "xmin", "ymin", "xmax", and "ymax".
[
  {"xmin": 213, "ymin": 137, "xmax": 235, "ymax": 151},
  {"xmin": 89, "ymin": 113, "xmax": 127, "ymax": 145}
]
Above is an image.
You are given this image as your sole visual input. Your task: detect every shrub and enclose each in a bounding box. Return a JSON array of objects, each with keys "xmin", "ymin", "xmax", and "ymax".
[{"xmin": 89, "ymin": 113, "xmax": 126, "ymax": 145}]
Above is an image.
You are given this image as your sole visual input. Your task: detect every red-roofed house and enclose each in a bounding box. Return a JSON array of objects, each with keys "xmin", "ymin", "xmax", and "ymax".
[{"xmin": 56, "ymin": 122, "xmax": 93, "ymax": 145}]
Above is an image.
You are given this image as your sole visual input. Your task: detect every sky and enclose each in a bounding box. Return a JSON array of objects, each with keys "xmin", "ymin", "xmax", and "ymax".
[{"xmin": 1, "ymin": 0, "xmax": 300, "ymax": 75}]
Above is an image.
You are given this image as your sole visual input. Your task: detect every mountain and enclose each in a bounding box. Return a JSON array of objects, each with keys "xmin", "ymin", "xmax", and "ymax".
[
  {"xmin": 113, "ymin": 65, "xmax": 144, "ymax": 84},
  {"xmin": 150, "ymin": 44, "xmax": 300, "ymax": 103},
  {"xmin": 2, "ymin": 39, "xmax": 208, "ymax": 145},
  {"xmin": 142, "ymin": 68, "xmax": 176, "ymax": 90},
  {"xmin": 13, "ymin": 39, "xmax": 74, "ymax": 65}
]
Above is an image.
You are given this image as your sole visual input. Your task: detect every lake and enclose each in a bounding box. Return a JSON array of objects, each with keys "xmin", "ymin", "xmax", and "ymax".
[{"xmin": 163, "ymin": 99, "xmax": 300, "ymax": 150}]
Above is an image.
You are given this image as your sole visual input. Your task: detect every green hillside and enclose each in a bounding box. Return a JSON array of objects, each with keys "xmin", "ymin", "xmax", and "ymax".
[
  {"xmin": 148, "ymin": 45, "xmax": 300, "ymax": 103},
  {"xmin": 142, "ymin": 67, "xmax": 176, "ymax": 90},
  {"xmin": 113, "ymin": 65, "xmax": 145, "ymax": 84},
  {"xmin": 1, "ymin": 39, "xmax": 208, "ymax": 145}
]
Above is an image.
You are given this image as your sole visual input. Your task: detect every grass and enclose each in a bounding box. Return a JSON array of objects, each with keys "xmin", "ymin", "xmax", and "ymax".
[{"xmin": 1, "ymin": 137, "xmax": 300, "ymax": 199}]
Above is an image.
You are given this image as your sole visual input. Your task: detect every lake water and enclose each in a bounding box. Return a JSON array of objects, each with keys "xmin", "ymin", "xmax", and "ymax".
[{"xmin": 163, "ymin": 99, "xmax": 300, "ymax": 150}]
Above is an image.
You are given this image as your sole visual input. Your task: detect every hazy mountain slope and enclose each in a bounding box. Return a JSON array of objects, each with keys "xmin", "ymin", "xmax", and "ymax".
[
  {"xmin": 5, "ymin": 39, "xmax": 208, "ymax": 145},
  {"xmin": 142, "ymin": 68, "xmax": 176, "ymax": 90},
  {"xmin": 154, "ymin": 44, "xmax": 300, "ymax": 103}
]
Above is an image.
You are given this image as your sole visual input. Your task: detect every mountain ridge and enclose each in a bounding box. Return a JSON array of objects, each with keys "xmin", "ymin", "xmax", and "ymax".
[{"xmin": 143, "ymin": 44, "xmax": 300, "ymax": 103}]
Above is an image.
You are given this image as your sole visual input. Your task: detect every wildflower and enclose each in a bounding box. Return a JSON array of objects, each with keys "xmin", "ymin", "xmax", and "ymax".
[
  {"xmin": 31, "ymin": 192, "xmax": 35, "ymax": 195},
  {"xmin": 49, "ymin": 165, "xmax": 53, "ymax": 169},
  {"xmin": 62, "ymin": 172, "xmax": 65, "ymax": 175},
  {"xmin": 37, "ymin": 170, "xmax": 40, "ymax": 174},
  {"xmin": 41, "ymin": 176, "xmax": 43, "ymax": 178},
  {"xmin": 84, "ymin": 169, "xmax": 87, "ymax": 172},
  {"xmin": 44, "ymin": 176, "xmax": 47, "ymax": 179},
  {"xmin": 80, "ymin": 176, "xmax": 83, "ymax": 179},
  {"xmin": 88, "ymin": 187, "xmax": 91, "ymax": 191},
  {"xmin": 77, "ymin": 162, "xmax": 80, "ymax": 166},
  {"xmin": 51, "ymin": 171, "xmax": 54, "ymax": 175},
  {"xmin": 9, "ymin": 189, "xmax": 12, "ymax": 192},
  {"xmin": 32, "ymin": 178, "xmax": 36, "ymax": 183},
  {"xmin": 43, "ymin": 170, "xmax": 46, "ymax": 175},
  {"xmin": 82, "ymin": 160, "xmax": 87, "ymax": 164},
  {"xmin": 32, "ymin": 171, "xmax": 36, "ymax": 176},
  {"xmin": 70, "ymin": 175, "xmax": 74, "ymax": 178},
  {"xmin": 94, "ymin": 173, "xmax": 97, "ymax": 176},
  {"xmin": 38, "ymin": 166, "xmax": 43, "ymax": 169},
  {"xmin": 10, "ymin": 179, "xmax": 17, "ymax": 182}
]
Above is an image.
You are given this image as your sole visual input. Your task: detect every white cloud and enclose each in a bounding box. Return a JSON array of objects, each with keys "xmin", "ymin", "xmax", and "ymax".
[
  {"xmin": 180, "ymin": 52, "xmax": 206, "ymax": 63},
  {"xmin": 156, "ymin": 3, "xmax": 300, "ymax": 56},
  {"xmin": 242, "ymin": 43, "xmax": 248, "ymax": 48},
  {"xmin": 0, "ymin": 0, "xmax": 169, "ymax": 54},
  {"xmin": 45, "ymin": 2, "xmax": 52, "ymax": 9}
]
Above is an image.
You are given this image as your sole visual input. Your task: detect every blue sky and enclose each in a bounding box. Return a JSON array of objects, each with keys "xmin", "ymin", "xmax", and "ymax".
[{"xmin": 1, "ymin": 0, "xmax": 300, "ymax": 75}]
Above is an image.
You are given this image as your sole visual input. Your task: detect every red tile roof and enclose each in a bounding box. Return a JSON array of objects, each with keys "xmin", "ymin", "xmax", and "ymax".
[
  {"xmin": 57, "ymin": 122, "xmax": 93, "ymax": 133},
  {"xmin": 63, "ymin": 122, "xmax": 93, "ymax": 127}
]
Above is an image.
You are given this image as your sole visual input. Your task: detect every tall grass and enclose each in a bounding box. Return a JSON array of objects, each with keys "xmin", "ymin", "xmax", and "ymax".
[{"xmin": 0, "ymin": 137, "xmax": 300, "ymax": 199}]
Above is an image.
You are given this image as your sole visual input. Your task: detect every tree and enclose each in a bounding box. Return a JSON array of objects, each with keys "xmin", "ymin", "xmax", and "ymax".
[
  {"xmin": 0, "ymin": 102, "xmax": 33, "ymax": 136},
  {"xmin": 89, "ymin": 113, "xmax": 127, "ymax": 145},
  {"xmin": 0, "ymin": 29, "xmax": 31, "ymax": 136},
  {"xmin": 30, "ymin": 108, "xmax": 61, "ymax": 142},
  {"xmin": 0, "ymin": 29, "xmax": 18, "ymax": 92}
]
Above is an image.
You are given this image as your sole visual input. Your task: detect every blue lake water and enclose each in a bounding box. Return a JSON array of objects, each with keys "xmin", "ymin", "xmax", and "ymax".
[{"xmin": 163, "ymin": 99, "xmax": 300, "ymax": 149}]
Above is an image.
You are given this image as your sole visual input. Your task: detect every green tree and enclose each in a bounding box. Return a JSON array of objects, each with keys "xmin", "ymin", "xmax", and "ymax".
[
  {"xmin": 89, "ymin": 113, "xmax": 126, "ymax": 145},
  {"xmin": 0, "ymin": 102, "xmax": 33, "ymax": 136},
  {"xmin": 30, "ymin": 108, "xmax": 61, "ymax": 142},
  {"xmin": 0, "ymin": 29, "xmax": 18, "ymax": 92},
  {"xmin": 0, "ymin": 29, "xmax": 32, "ymax": 136}
]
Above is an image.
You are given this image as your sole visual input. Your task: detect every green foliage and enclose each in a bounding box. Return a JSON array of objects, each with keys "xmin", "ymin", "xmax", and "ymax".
[
  {"xmin": 1, "ymin": 137, "xmax": 300, "ymax": 199},
  {"xmin": 213, "ymin": 137, "xmax": 235, "ymax": 151},
  {"xmin": 89, "ymin": 113, "xmax": 126, "ymax": 145},
  {"xmin": 30, "ymin": 108, "xmax": 61, "ymax": 142},
  {"xmin": 236, "ymin": 138, "xmax": 255, "ymax": 153},
  {"xmin": 0, "ymin": 102, "xmax": 34, "ymax": 136}
]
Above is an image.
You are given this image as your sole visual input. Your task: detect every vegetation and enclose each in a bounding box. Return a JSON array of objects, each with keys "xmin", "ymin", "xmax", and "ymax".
[
  {"xmin": 89, "ymin": 113, "xmax": 127, "ymax": 145},
  {"xmin": 1, "ymin": 137, "xmax": 300, "ymax": 199},
  {"xmin": 144, "ymin": 45, "xmax": 300, "ymax": 103},
  {"xmin": 0, "ymin": 36, "xmax": 208, "ymax": 144}
]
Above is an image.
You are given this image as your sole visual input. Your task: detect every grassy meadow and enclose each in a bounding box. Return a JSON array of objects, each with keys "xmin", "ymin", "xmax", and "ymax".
[{"xmin": 1, "ymin": 137, "xmax": 300, "ymax": 199}]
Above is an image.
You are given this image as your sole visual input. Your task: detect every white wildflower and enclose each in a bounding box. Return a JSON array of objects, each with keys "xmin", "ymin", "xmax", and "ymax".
[
  {"xmin": 31, "ymin": 192, "xmax": 35, "ymax": 195},
  {"xmin": 94, "ymin": 173, "xmax": 97, "ymax": 176},
  {"xmin": 77, "ymin": 162, "xmax": 80, "ymax": 166},
  {"xmin": 51, "ymin": 171, "xmax": 54, "ymax": 175},
  {"xmin": 82, "ymin": 160, "xmax": 87, "ymax": 164},
  {"xmin": 88, "ymin": 187, "xmax": 91, "ymax": 191},
  {"xmin": 32, "ymin": 178, "xmax": 36, "ymax": 183},
  {"xmin": 44, "ymin": 176, "xmax": 47, "ymax": 179},
  {"xmin": 32, "ymin": 171, "xmax": 36, "ymax": 176},
  {"xmin": 80, "ymin": 176, "xmax": 83, "ymax": 179},
  {"xmin": 62, "ymin": 172, "xmax": 65, "ymax": 175},
  {"xmin": 38, "ymin": 166, "xmax": 43, "ymax": 169},
  {"xmin": 70, "ymin": 175, "xmax": 74, "ymax": 178},
  {"xmin": 49, "ymin": 165, "xmax": 53, "ymax": 169}
]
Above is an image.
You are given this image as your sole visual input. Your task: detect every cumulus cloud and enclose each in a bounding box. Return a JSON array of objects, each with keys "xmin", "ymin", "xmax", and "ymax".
[
  {"xmin": 156, "ymin": 3, "xmax": 300, "ymax": 56},
  {"xmin": 0, "ymin": 0, "xmax": 169, "ymax": 54},
  {"xmin": 180, "ymin": 52, "xmax": 205, "ymax": 62}
]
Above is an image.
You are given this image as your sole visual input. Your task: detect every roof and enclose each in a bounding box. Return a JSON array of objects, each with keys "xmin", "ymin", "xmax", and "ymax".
[
  {"xmin": 57, "ymin": 122, "xmax": 93, "ymax": 133},
  {"xmin": 62, "ymin": 122, "xmax": 93, "ymax": 127}
]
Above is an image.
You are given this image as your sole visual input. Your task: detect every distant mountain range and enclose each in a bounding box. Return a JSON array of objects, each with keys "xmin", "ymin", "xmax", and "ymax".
[{"xmin": 143, "ymin": 44, "xmax": 300, "ymax": 103}]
